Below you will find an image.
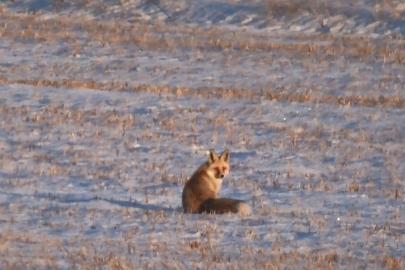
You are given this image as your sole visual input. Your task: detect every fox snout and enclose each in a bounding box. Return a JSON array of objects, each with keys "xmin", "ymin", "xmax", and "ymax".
[
  {"xmin": 213, "ymin": 166, "xmax": 228, "ymax": 179},
  {"xmin": 217, "ymin": 173, "xmax": 225, "ymax": 179}
]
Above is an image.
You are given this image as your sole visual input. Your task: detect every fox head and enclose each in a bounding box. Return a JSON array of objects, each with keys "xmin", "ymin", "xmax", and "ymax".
[{"xmin": 206, "ymin": 149, "xmax": 230, "ymax": 180}]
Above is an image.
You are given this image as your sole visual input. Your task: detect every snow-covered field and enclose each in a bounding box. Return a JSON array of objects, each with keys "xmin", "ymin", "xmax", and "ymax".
[{"xmin": 0, "ymin": 0, "xmax": 405, "ymax": 269}]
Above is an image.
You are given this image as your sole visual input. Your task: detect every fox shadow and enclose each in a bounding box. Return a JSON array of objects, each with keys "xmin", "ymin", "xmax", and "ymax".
[
  {"xmin": 0, "ymin": 191, "xmax": 180, "ymax": 213},
  {"xmin": 101, "ymin": 197, "xmax": 180, "ymax": 213}
]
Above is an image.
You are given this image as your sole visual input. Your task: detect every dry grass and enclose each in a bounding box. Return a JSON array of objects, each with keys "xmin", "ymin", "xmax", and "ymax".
[
  {"xmin": 1, "ymin": 2, "xmax": 405, "ymax": 268},
  {"xmin": 0, "ymin": 231, "xmax": 402, "ymax": 269},
  {"xmin": 1, "ymin": 10, "xmax": 404, "ymax": 106},
  {"xmin": 0, "ymin": 13, "xmax": 405, "ymax": 62},
  {"xmin": 1, "ymin": 76, "xmax": 405, "ymax": 109},
  {"xmin": 1, "ymin": 84, "xmax": 404, "ymax": 268},
  {"xmin": 0, "ymin": 228, "xmax": 402, "ymax": 269}
]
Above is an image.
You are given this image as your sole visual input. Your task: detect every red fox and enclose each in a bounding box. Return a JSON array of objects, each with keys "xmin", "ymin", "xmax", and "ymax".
[{"xmin": 182, "ymin": 149, "xmax": 251, "ymax": 215}]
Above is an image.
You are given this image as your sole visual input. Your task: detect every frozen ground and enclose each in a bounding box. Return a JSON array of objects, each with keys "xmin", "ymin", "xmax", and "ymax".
[
  {"xmin": 3, "ymin": 0, "xmax": 405, "ymax": 35},
  {"xmin": 0, "ymin": 0, "xmax": 405, "ymax": 269}
]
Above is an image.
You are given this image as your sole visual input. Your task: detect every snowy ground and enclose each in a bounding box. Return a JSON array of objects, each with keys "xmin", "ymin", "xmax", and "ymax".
[{"xmin": 0, "ymin": 0, "xmax": 405, "ymax": 269}]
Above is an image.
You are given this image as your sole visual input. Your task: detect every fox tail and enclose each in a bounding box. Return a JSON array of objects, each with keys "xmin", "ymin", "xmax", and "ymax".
[{"xmin": 198, "ymin": 198, "xmax": 251, "ymax": 215}]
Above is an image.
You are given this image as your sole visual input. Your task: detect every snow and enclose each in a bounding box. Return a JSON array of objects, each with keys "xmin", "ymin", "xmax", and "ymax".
[{"xmin": 0, "ymin": 0, "xmax": 405, "ymax": 269}]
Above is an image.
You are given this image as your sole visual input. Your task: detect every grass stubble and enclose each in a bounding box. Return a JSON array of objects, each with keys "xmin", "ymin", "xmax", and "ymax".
[{"xmin": 0, "ymin": 0, "xmax": 405, "ymax": 269}]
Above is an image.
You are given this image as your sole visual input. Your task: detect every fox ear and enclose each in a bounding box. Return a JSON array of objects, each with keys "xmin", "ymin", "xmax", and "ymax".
[
  {"xmin": 208, "ymin": 149, "xmax": 219, "ymax": 164},
  {"xmin": 220, "ymin": 149, "xmax": 229, "ymax": 163}
]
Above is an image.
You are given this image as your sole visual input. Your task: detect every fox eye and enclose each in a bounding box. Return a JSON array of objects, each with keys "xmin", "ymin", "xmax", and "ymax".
[{"xmin": 222, "ymin": 166, "xmax": 227, "ymax": 171}]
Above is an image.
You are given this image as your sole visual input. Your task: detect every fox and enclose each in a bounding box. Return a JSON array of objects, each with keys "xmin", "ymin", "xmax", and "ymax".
[{"xmin": 182, "ymin": 149, "xmax": 251, "ymax": 215}]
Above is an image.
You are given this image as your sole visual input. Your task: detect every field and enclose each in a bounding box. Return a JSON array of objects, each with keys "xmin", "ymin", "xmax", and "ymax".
[{"xmin": 1, "ymin": 0, "xmax": 405, "ymax": 269}]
